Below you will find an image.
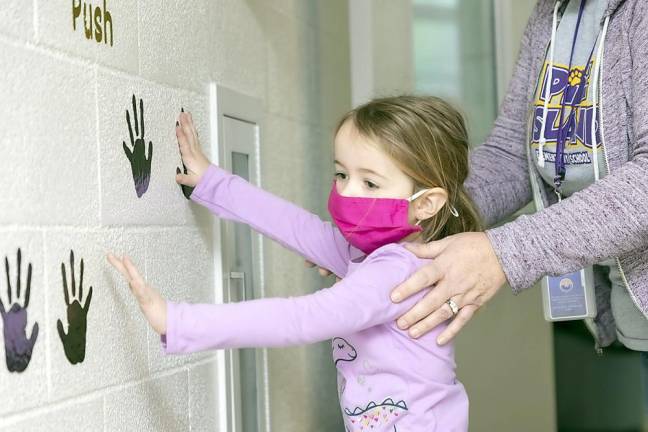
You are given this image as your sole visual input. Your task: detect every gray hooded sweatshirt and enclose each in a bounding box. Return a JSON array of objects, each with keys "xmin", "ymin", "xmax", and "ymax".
[{"xmin": 466, "ymin": 0, "xmax": 648, "ymax": 348}]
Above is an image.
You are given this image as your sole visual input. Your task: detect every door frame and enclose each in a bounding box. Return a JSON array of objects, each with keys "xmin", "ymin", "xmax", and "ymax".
[{"xmin": 209, "ymin": 83, "xmax": 269, "ymax": 432}]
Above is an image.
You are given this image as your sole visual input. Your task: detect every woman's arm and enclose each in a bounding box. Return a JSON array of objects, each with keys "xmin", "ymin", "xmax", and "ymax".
[
  {"xmin": 162, "ymin": 245, "xmax": 426, "ymax": 353},
  {"xmin": 487, "ymin": 2, "xmax": 648, "ymax": 292},
  {"xmin": 391, "ymin": 1, "xmax": 648, "ymax": 344}
]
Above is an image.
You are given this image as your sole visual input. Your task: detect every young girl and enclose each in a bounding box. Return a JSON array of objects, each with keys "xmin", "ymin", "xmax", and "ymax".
[{"xmin": 108, "ymin": 96, "xmax": 481, "ymax": 431}]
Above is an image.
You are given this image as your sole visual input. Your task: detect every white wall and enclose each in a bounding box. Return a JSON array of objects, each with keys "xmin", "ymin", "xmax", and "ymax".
[
  {"xmin": 349, "ymin": 0, "xmax": 413, "ymax": 106},
  {"xmin": 0, "ymin": 1, "xmax": 350, "ymax": 431},
  {"xmin": 493, "ymin": 0, "xmax": 538, "ymax": 103}
]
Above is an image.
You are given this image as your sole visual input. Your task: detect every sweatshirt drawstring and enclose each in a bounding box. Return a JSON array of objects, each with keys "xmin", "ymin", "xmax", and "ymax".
[{"xmin": 538, "ymin": 1, "xmax": 562, "ymax": 168}]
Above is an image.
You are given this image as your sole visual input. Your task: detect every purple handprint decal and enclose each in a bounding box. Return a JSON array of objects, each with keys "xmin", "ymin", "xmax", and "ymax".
[
  {"xmin": 176, "ymin": 161, "xmax": 194, "ymax": 200},
  {"xmin": 0, "ymin": 249, "xmax": 39, "ymax": 373},
  {"xmin": 123, "ymin": 94, "xmax": 153, "ymax": 198}
]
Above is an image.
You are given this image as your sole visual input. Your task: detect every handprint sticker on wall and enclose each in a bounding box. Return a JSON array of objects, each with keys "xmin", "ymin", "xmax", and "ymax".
[
  {"xmin": 0, "ymin": 249, "xmax": 39, "ymax": 373},
  {"xmin": 57, "ymin": 250, "xmax": 92, "ymax": 365},
  {"xmin": 176, "ymin": 162, "xmax": 194, "ymax": 200},
  {"xmin": 123, "ymin": 94, "xmax": 153, "ymax": 198}
]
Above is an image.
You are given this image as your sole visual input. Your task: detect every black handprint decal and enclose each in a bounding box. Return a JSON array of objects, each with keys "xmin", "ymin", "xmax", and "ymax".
[
  {"xmin": 176, "ymin": 162, "xmax": 194, "ymax": 200},
  {"xmin": 123, "ymin": 94, "xmax": 153, "ymax": 198},
  {"xmin": 57, "ymin": 250, "xmax": 92, "ymax": 365},
  {"xmin": 0, "ymin": 249, "xmax": 38, "ymax": 373},
  {"xmin": 176, "ymin": 108, "xmax": 195, "ymax": 200}
]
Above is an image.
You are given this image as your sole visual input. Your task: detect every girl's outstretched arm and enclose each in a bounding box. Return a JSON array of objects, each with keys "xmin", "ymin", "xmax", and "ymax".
[
  {"xmin": 191, "ymin": 164, "xmax": 351, "ymax": 278},
  {"xmin": 175, "ymin": 111, "xmax": 351, "ymax": 278},
  {"xmin": 161, "ymin": 244, "xmax": 432, "ymax": 354}
]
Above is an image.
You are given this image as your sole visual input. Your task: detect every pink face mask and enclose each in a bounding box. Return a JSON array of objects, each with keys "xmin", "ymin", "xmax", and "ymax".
[{"xmin": 327, "ymin": 182, "xmax": 428, "ymax": 255}]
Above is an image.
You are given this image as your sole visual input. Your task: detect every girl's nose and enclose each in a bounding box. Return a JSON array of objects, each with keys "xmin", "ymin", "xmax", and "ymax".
[{"xmin": 338, "ymin": 181, "xmax": 362, "ymax": 198}]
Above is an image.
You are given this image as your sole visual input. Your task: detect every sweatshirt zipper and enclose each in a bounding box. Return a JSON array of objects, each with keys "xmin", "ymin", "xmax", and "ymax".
[
  {"xmin": 584, "ymin": 318, "xmax": 604, "ymax": 355},
  {"xmin": 594, "ymin": 61, "xmax": 641, "ymax": 355}
]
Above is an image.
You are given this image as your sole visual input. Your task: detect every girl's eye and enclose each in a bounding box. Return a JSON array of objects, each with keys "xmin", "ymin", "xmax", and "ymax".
[
  {"xmin": 335, "ymin": 172, "xmax": 347, "ymax": 180},
  {"xmin": 365, "ymin": 180, "xmax": 379, "ymax": 189}
]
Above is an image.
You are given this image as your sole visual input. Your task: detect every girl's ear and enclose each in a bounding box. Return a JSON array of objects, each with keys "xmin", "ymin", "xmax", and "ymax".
[{"xmin": 413, "ymin": 188, "xmax": 448, "ymax": 222}]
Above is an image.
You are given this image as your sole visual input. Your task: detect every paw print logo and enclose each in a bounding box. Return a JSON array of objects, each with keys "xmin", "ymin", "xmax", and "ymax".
[{"xmin": 568, "ymin": 68, "xmax": 584, "ymax": 87}]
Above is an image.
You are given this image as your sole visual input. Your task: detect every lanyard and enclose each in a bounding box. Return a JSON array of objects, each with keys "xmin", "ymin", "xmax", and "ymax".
[{"xmin": 553, "ymin": 0, "xmax": 597, "ymax": 195}]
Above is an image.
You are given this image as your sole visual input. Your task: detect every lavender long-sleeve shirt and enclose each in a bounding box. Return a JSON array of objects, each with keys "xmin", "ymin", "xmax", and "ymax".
[{"xmin": 162, "ymin": 164, "xmax": 468, "ymax": 431}]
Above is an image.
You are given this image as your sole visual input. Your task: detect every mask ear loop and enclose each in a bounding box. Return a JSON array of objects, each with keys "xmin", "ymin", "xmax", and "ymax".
[
  {"xmin": 409, "ymin": 189, "xmax": 460, "ymax": 219},
  {"xmin": 408, "ymin": 189, "xmax": 428, "ymax": 227},
  {"xmin": 407, "ymin": 189, "xmax": 428, "ymax": 202}
]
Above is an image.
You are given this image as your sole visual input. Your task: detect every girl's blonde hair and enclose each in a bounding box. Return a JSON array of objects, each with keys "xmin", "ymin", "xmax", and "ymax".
[{"xmin": 336, "ymin": 95, "xmax": 482, "ymax": 241}]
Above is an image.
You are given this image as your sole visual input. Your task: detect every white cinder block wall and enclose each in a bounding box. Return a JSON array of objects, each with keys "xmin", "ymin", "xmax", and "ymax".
[{"xmin": 0, "ymin": 1, "xmax": 350, "ymax": 431}]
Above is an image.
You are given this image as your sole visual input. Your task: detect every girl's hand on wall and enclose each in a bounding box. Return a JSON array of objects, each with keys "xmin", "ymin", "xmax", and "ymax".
[
  {"xmin": 107, "ymin": 253, "xmax": 167, "ymax": 335},
  {"xmin": 175, "ymin": 111, "xmax": 210, "ymax": 187},
  {"xmin": 390, "ymin": 232, "xmax": 506, "ymax": 345}
]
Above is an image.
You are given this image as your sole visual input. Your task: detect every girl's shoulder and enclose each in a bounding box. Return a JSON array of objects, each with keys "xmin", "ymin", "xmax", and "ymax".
[{"xmin": 362, "ymin": 243, "xmax": 431, "ymax": 271}]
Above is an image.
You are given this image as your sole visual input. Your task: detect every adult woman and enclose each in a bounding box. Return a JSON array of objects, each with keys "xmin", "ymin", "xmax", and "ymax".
[{"xmin": 392, "ymin": 0, "xmax": 648, "ymax": 361}]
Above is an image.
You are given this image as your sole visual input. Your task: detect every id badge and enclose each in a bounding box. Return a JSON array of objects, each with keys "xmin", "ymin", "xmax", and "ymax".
[{"xmin": 541, "ymin": 266, "xmax": 597, "ymax": 321}]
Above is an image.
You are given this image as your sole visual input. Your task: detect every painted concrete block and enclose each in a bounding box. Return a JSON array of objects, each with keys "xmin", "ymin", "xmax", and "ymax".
[
  {"xmin": 138, "ymin": 0, "xmax": 212, "ymax": 93},
  {"xmin": 36, "ymin": 0, "xmax": 139, "ymax": 74},
  {"xmin": 313, "ymin": 33, "xmax": 351, "ymax": 130},
  {"xmin": 0, "ymin": 0, "xmax": 35, "ymax": 41},
  {"xmin": 145, "ymin": 228, "xmax": 214, "ymax": 373},
  {"xmin": 262, "ymin": 0, "xmax": 347, "ymax": 39},
  {"xmin": 0, "ymin": 230, "xmax": 47, "ymax": 416},
  {"xmin": 0, "ymin": 42, "xmax": 99, "ymax": 226},
  {"xmin": 209, "ymin": 0, "xmax": 266, "ymax": 99},
  {"xmin": 314, "ymin": 0, "xmax": 349, "ymax": 43},
  {"xmin": 261, "ymin": 6, "xmax": 317, "ymax": 123},
  {"xmin": 45, "ymin": 229, "xmax": 148, "ymax": 402},
  {"xmin": 98, "ymin": 68, "xmax": 210, "ymax": 226},
  {"xmin": 0, "ymin": 396, "xmax": 103, "ymax": 431},
  {"xmin": 104, "ymin": 371, "xmax": 189, "ymax": 432},
  {"xmin": 188, "ymin": 360, "xmax": 220, "ymax": 431}
]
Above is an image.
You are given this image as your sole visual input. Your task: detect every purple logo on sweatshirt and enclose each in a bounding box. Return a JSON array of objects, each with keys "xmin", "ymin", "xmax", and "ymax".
[{"xmin": 532, "ymin": 61, "xmax": 602, "ymax": 150}]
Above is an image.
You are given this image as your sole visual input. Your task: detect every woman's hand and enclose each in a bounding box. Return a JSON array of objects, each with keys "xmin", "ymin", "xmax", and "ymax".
[
  {"xmin": 107, "ymin": 253, "xmax": 167, "ymax": 335},
  {"xmin": 175, "ymin": 110, "xmax": 211, "ymax": 187},
  {"xmin": 390, "ymin": 232, "xmax": 507, "ymax": 345}
]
